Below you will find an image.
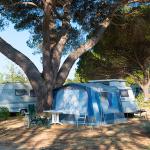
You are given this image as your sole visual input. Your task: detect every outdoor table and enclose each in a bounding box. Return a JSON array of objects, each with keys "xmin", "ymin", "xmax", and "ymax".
[{"xmin": 43, "ymin": 110, "xmax": 63, "ymax": 125}]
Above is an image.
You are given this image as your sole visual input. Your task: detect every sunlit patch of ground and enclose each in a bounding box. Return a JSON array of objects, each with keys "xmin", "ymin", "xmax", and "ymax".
[{"xmin": 0, "ymin": 113, "xmax": 149, "ymax": 150}]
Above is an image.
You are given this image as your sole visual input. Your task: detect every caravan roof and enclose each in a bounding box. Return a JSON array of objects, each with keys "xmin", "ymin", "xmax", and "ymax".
[
  {"xmin": 89, "ymin": 79, "xmax": 125, "ymax": 82},
  {"xmin": 63, "ymin": 82, "xmax": 120, "ymax": 93},
  {"xmin": 0, "ymin": 82, "xmax": 32, "ymax": 90},
  {"xmin": 88, "ymin": 79, "xmax": 131, "ymax": 90}
]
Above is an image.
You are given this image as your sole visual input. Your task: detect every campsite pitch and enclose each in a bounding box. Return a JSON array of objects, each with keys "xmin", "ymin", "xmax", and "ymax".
[{"xmin": 0, "ymin": 115, "xmax": 150, "ymax": 150}]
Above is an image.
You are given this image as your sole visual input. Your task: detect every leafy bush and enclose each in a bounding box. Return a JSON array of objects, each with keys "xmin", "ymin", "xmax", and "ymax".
[
  {"xmin": 0, "ymin": 107, "xmax": 9, "ymax": 121},
  {"xmin": 136, "ymin": 93, "xmax": 150, "ymax": 109},
  {"xmin": 136, "ymin": 93, "xmax": 144, "ymax": 108}
]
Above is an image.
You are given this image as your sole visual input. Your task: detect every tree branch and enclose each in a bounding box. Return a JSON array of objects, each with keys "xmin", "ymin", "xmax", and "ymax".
[
  {"xmin": 55, "ymin": 18, "xmax": 110, "ymax": 88},
  {"xmin": 133, "ymin": 49, "xmax": 145, "ymax": 71},
  {"xmin": 0, "ymin": 37, "xmax": 44, "ymax": 91},
  {"xmin": 52, "ymin": 34, "xmax": 68, "ymax": 81}
]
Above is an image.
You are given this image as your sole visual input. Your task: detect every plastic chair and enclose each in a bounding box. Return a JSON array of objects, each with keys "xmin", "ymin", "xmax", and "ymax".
[{"xmin": 75, "ymin": 113, "xmax": 87, "ymax": 127}]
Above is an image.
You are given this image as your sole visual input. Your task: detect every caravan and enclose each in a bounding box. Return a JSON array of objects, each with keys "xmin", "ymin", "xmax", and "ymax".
[
  {"xmin": 0, "ymin": 82, "xmax": 37, "ymax": 115},
  {"xmin": 89, "ymin": 79, "xmax": 139, "ymax": 114}
]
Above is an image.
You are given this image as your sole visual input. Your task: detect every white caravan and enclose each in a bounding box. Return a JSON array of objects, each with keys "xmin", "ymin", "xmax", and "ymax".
[
  {"xmin": 89, "ymin": 79, "xmax": 139, "ymax": 114},
  {"xmin": 0, "ymin": 82, "xmax": 37, "ymax": 114}
]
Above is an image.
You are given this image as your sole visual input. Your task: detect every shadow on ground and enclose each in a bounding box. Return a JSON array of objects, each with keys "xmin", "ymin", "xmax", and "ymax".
[{"xmin": 0, "ymin": 118, "xmax": 150, "ymax": 150}]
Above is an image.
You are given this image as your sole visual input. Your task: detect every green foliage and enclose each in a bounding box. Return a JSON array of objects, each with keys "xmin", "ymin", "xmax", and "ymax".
[
  {"xmin": 120, "ymin": 5, "xmax": 132, "ymax": 13},
  {"xmin": 0, "ymin": 0, "xmax": 120, "ymax": 51},
  {"xmin": 4, "ymin": 64, "xmax": 29, "ymax": 83},
  {"xmin": 125, "ymin": 71, "xmax": 144, "ymax": 85},
  {"xmin": 77, "ymin": 5, "xmax": 150, "ymax": 83},
  {"xmin": 125, "ymin": 76, "xmax": 135, "ymax": 85},
  {"xmin": 136, "ymin": 93, "xmax": 144, "ymax": 108},
  {"xmin": 65, "ymin": 73, "xmax": 84, "ymax": 84},
  {"xmin": 0, "ymin": 107, "xmax": 9, "ymax": 121},
  {"xmin": 74, "ymin": 73, "xmax": 86, "ymax": 83},
  {"xmin": 136, "ymin": 93, "xmax": 150, "ymax": 108}
]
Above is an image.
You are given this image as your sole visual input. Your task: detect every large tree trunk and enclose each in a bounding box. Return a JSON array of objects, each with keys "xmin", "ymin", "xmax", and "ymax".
[
  {"xmin": 42, "ymin": 1, "xmax": 69, "ymax": 109},
  {"xmin": 141, "ymin": 85, "xmax": 150, "ymax": 101},
  {"xmin": 141, "ymin": 79, "xmax": 150, "ymax": 101},
  {"xmin": 42, "ymin": 1, "xmax": 57, "ymax": 108}
]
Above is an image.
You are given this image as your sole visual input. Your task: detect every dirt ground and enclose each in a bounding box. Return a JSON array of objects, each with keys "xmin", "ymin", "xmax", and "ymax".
[{"xmin": 0, "ymin": 113, "xmax": 150, "ymax": 150}]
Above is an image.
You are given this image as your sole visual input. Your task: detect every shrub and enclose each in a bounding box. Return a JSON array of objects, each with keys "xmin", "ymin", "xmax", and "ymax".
[
  {"xmin": 0, "ymin": 107, "xmax": 9, "ymax": 121},
  {"xmin": 136, "ymin": 93, "xmax": 144, "ymax": 108},
  {"xmin": 136, "ymin": 93, "xmax": 150, "ymax": 109}
]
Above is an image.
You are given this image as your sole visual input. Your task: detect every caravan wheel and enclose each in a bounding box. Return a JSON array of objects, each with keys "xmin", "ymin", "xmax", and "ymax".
[{"xmin": 20, "ymin": 109, "xmax": 27, "ymax": 116}]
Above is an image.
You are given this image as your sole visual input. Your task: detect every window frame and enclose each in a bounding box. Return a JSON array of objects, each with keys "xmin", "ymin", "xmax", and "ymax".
[
  {"xmin": 15, "ymin": 89, "xmax": 28, "ymax": 96},
  {"xmin": 120, "ymin": 89, "xmax": 129, "ymax": 97},
  {"xmin": 30, "ymin": 89, "xmax": 36, "ymax": 97}
]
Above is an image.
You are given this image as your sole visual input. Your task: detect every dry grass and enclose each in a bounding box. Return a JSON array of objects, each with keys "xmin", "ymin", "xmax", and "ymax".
[{"xmin": 0, "ymin": 114, "xmax": 150, "ymax": 150}]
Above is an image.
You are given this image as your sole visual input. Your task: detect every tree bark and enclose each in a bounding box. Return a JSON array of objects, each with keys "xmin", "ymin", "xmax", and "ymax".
[
  {"xmin": 0, "ymin": 37, "xmax": 47, "ymax": 112},
  {"xmin": 42, "ymin": 0, "xmax": 69, "ymax": 108},
  {"xmin": 51, "ymin": 34, "xmax": 68, "ymax": 82},
  {"xmin": 0, "ymin": 38, "xmax": 43, "ymax": 87},
  {"xmin": 141, "ymin": 85, "xmax": 150, "ymax": 101},
  {"xmin": 55, "ymin": 18, "xmax": 110, "ymax": 88},
  {"xmin": 42, "ymin": 0, "xmax": 57, "ymax": 107}
]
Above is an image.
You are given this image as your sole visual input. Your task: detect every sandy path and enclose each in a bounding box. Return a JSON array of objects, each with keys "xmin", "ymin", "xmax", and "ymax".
[{"xmin": 0, "ymin": 117, "xmax": 149, "ymax": 150}]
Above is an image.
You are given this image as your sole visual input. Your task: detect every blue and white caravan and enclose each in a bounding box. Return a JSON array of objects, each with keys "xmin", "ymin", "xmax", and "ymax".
[
  {"xmin": 89, "ymin": 79, "xmax": 139, "ymax": 114},
  {"xmin": 0, "ymin": 82, "xmax": 37, "ymax": 115},
  {"xmin": 53, "ymin": 83, "xmax": 126, "ymax": 125}
]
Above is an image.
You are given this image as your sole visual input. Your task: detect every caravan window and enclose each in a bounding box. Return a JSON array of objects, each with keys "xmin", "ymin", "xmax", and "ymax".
[
  {"xmin": 120, "ymin": 90, "xmax": 129, "ymax": 97},
  {"xmin": 30, "ymin": 90, "xmax": 36, "ymax": 97},
  {"xmin": 15, "ymin": 89, "xmax": 28, "ymax": 96}
]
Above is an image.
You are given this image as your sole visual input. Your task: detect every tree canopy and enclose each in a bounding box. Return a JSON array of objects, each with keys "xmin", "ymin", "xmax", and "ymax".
[
  {"xmin": 0, "ymin": 0, "xmax": 148, "ymax": 111},
  {"xmin": 77, "ymin": 5, "xmax": 150, "ymax": 80},
  {"xmin": 76, "ymin": 5, "xmax": 150, "ymax": 98},
  {"xmin": 0, "ymin": 0, "xmax": 118, "ymax": 50}
]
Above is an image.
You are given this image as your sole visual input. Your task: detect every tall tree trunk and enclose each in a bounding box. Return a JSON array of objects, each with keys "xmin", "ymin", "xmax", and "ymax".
[
  {"xmin": 42, "ymin": 0, "xmax": 56, "ymax": 108},
  {"xmin": 141, "ymin": 70, "xmax": 150, "ymax": 101},
  {"xmin": 42, "ymin": 1, "xmax": 69, "ymax": 109},
  {"xmin": 141, "ymin": 85, "xmax": 150, "ymax": 101}
]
